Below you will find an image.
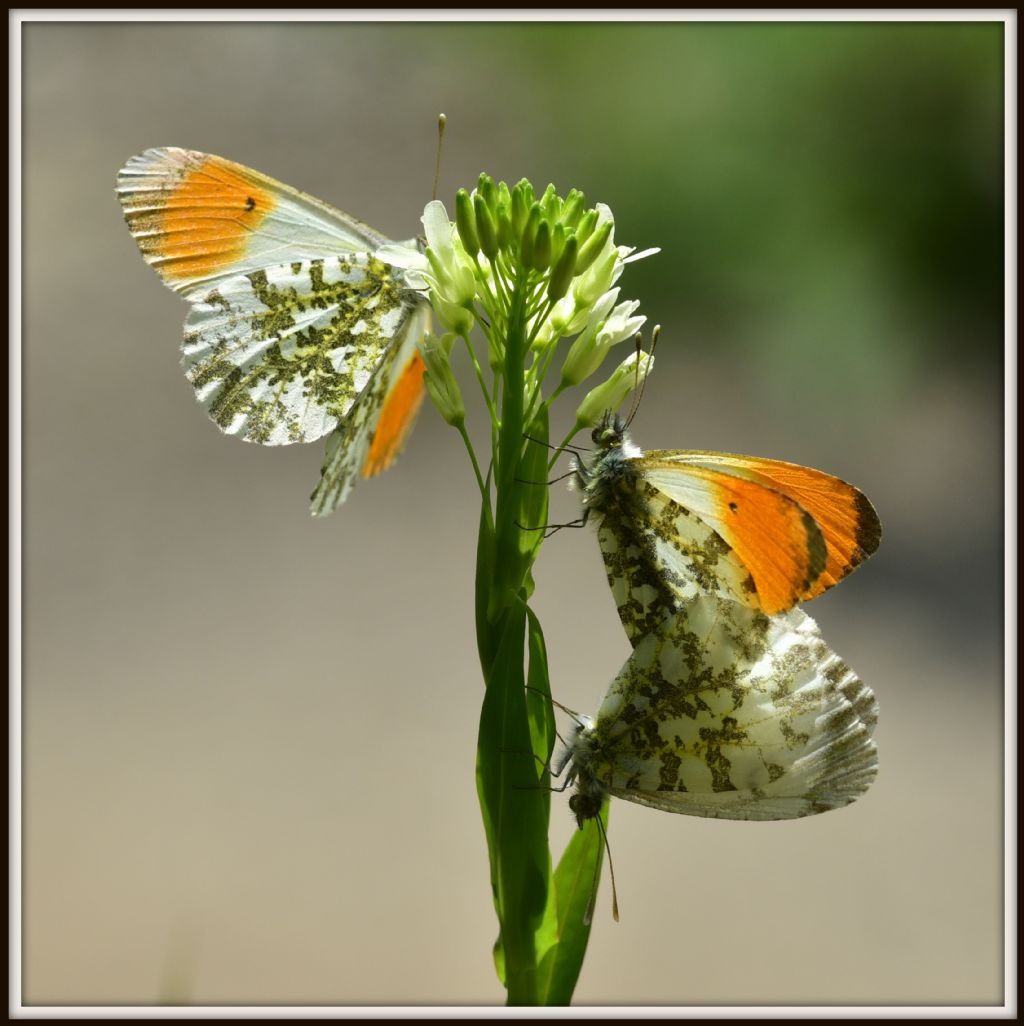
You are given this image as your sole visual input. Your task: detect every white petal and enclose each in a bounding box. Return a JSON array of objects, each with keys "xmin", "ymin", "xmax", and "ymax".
[
  {"xmin": 622, "ymin": 246, "xmax": 661, "ymax": 264},
  {"xmin": 421, "ymin": 201, "xmax": 454, "ymax": 258}
]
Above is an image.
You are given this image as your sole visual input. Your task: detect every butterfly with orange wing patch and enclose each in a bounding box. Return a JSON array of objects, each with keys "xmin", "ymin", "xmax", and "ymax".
[{"xmin": 117, "ymin": 147, "xmax": 429, "ymax": 516}]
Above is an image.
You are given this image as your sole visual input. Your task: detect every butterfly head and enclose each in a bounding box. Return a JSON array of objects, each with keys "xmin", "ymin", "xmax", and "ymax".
[
  {"xmin": 572, "ymin": 411, "xmax": 642, "ymax": 514},
  {"xmin": 591, "ymin": 410, "xmax": 628, "ymax": 451}
]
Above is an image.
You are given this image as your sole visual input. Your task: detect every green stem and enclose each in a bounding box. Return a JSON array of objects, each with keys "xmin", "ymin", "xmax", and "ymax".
[{"xmin": 457, "ymin": 423, "xmax": 489, "ymax": 505}]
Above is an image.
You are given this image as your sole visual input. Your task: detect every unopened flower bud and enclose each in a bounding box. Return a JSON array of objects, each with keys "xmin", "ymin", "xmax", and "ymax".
[
  {"xmin": 575, "ymin": 219, "xmax": 614, "ymax": 276},
  {"xmin": 532, "ymin": 220, "xmax": 552, "ymax": 271},
  {"xmin": 561, "ymin": 190, "xmax": 585, "ymax": 229},
  {"xmin": 454, "ymin": 189, "xmax": 479, "ymax": 257},
  {"xmin": 474, "ymin": 194, "xmax": 499, "ymax": 260},
  {"xmin": 573, "ymin": 247, "xmax": 618, "ymax": 307},
  {"xmin": 429, "ymin": 288, "xmax": 475, "ymax": 337},
  {"xmin": 574, "ymin": 351, "xmax": 654, "ymax": 428},
  {"xmin": 540, "ymin": 183, "xmax": 559, "ymax": 221},
  {"xmin": 420, "ymin": 332, "xmax": 464, "ymax": 427},
  {"xmin": 547, "ymin": 235, "xmax": 578, "ymax": 303},
  {"xmin": 496, "ymin": 206, "xmax": 514, "ymax": 252},
  {"xmin": 477, "ymin": 173, "xmax": 497, "ymax": 209},
  {"xmin": 511, "ymin": 184, "xmax": 529, "ymax": 239},
  {"xmin": 520, "ymin": 203, "xmax": 541, "ymax": 268},
  {"xmin": 574, "ymin": 208, "xmax": 599, "ymax": 248}
]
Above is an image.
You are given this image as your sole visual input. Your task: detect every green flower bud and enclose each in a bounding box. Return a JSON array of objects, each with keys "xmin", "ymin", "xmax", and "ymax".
[
  {"xmin": 477, "ymin": 173, "xmax": 497, "ymax": 210},
  {"xmin": 420, "ymin": 332, "xmax": 464, "ymax": 427},
  {"xmin": 547, "ymin": 235, "xmax": 577, "ymax": 303},
  {"xmin": 429, "ymin": 288, "xmax": 475, "ymax": 337},
  {"xmin": 454, "ymin": 189, "xmax": 479, "ymax": 257},
  {"xmin": 510, "ymin": 184, "xmax": 529, "ymax": 240},
  {"xmin": 532, "ymin": 220, "xmax": 552, "ymax": 271},
  {"xmin": 550, "ymin": 222, "xmax": 566, "ymax": 268},
  {"xmin": 574, "ymin": 351, "xmax": 654, "ymax": 428},
  {"xmin": 574, "ymin": 219, "xmax": 613, "ymax": 275},
  {"xmin": 574, "ymin": 208, "xmax": 599, "ymax": 248},
  {"xmin": 561, "ymin": 190, "xmax": 585, "ymax": 229},
  {"xmin": 474, "ymin": 194, "xmax": 499, "ymax": 260},
  {"xmin": 497, "ymin": 180, "xmax": 512, "ymax": 214},
  {"xmin": 496, "ymin": 205, "xmax": 514, "ymax": 252},
  {"xmin": 515, "ymin": 178, "xmax": 536, "ymax": 210},
  {"xmin": 573, "ymin": 247, "xmax": 618, "ymax": 307},
  {"xmin": 540, "ymin": 183, "xmax": 559, "ymax": 222},
  {"xmin": 519, "ymin": 203, "xmax": 541, "ymax": 268}
]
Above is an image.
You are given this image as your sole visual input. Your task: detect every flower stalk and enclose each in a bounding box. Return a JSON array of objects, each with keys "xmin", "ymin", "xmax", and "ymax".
[{"xmin": 396, "ymin": 174, "xmax": 657, "ymax": 1005}]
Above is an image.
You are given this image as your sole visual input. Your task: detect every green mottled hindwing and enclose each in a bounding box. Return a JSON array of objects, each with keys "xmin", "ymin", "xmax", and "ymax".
[
  {"xmin": 567, "ymin": 595, "xmax": 879, "ymax": 821},
  {"xmin": 183, "ymin": 254, "xmax": 419, "ymax": 446}
]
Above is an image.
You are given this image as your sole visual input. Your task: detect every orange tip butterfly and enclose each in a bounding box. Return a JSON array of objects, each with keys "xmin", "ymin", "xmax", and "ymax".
[
  {"xmin": 572, "ymin": 412, "xmax": 882, "ymax": 634},
  {"xmin": 116, "ymin": 147, "xmax": 429, "ymax": 517}
]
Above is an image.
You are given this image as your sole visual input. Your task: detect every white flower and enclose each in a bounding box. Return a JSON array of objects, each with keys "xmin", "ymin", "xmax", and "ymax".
[
  {"xmin": 560, "ymin": 290, "xmax": 646, "ymax": 386},
  {"xmin": 574, "ymin": 350, "xmax": 655, "ymax": 427},
  {"xmin": 422, "ymin": 201, "xmax": 476, "ymax": 304}
]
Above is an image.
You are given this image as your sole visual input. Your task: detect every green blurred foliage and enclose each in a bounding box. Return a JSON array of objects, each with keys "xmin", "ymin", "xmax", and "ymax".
[{"xmin": 442, "ymin": 22, "xmax": 1003, "ymax": 407}]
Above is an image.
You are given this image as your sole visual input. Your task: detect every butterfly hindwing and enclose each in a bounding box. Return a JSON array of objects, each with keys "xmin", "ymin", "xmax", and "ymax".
[
  {"xmin": 183, "ymin": 255, "xmax": 416, "ymax": 446},
  {"xmin": 310, "ymin": 305, "xmax": 428, "ymax": 516},
  {"xmin": 567, "ymin": 597, "xmax": 879, "ymax": 821}
]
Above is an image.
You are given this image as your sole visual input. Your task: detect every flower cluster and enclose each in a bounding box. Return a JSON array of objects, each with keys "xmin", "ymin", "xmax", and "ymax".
[{"xmin": 383, "ymin": 175, "xmax": 657, "ymax": 433}]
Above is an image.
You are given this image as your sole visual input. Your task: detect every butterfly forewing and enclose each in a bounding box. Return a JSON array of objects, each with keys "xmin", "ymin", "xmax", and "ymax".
[
  {"xmin": 639, "ymin": 460, "xmax": 827, "ymax": 616},
  {"xmin": 645, "ymin": 450, "xmax": 881, "ymax": 602},
  {"xmin": 117, "ymin": 147, "xmax": 392, "ymax": 296},
  {"xmin": 596, "ymin": 481, "xmax": 757, "ymax": 645},
  {"xmin": 574, "ymin": 596, "xmax": 878, "ymax": 821}
]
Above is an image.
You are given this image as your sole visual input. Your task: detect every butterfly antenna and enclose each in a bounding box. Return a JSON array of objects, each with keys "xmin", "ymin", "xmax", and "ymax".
[
  {"xmin": 596, "ymin": 811, "xmax": 620, "ymax": 923},
  {"xmin": 432, "ymin": 113, "xmax": 447, "ymax": 202},
  {"xmin": 625, "ymin": 324, "xmax": 660, "ymax": 429},
  {"xmin": 624, "ymin": 324, "xmax": 660, "ymax": 430}
]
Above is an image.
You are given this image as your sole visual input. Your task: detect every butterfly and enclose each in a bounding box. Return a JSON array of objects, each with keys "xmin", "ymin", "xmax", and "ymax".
[
  {"xmin": 555, "ymin": 593, "xmax": 879, "ymax": 823},
  {"xmin": 116, "ymin": 147, "xmax": 430, "ymax": 517},
  {"xmin": 571, "ymin": 412, "xmax": 882, "ymax": 640}
]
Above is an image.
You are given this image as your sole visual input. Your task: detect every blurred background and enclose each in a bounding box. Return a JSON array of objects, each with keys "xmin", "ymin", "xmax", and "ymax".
[{"xmin": 21, "ymin": 19, "xmax": 1006, "ymax": 1007}]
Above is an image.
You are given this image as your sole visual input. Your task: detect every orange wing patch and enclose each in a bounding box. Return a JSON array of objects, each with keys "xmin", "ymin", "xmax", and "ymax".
[
  {"xmin": 703, "ymin": 472, "xmax": 827, "ymax": 615},
  {"xmin": 692, "ymin": 456, "xmax": 881, "ymax": 601},
  {"xmin": 362, "ymin": 351, "xmax": 427, "ymax": 479},
  {"xmin": 124, "ymin": 154, "xmax": 274, "ymax": 283}
]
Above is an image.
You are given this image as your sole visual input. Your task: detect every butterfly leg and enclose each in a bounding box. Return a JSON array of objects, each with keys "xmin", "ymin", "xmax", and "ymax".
[{"xmin": 515, "ymin": 517, "xmax": 587, "ymax": 538}]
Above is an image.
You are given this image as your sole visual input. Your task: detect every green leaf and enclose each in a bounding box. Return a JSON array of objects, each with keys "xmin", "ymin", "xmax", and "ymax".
[
  {"xmin": 475, "ymin": 603, "xmax": 554, "ymax": 1004},
  {"xmin": 525, "ymin": 607, "xmax": 560, "ymax": 973},
  {"xmin": 518, "ymin": 407, "xmax": 550, "ymax": 568},
  {"xmin": 525, "ymin": 607, "xmax": 556, "ymax": 787},
  {"xmin": 474, "ymin": 497, "xmax": 498, "ymax": 672},
  {"xmin": 537, "ymin": 803, "xmax": 610, "ymax": 1005}
]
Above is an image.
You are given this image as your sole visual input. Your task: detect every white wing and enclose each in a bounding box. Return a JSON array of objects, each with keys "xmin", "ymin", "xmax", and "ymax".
[
  {"xmin": 309, "ymin": 303, "xmax": 429, "ymax": 517},
  {"xmin": 182, "ymin": 255, "xmax": 422, "ymax": 446},
  {"xmin": 578, "ymin": 596, "xmax": 878, "ymax": 821},
  {"xmin": 596, "ymin": 477, "xmax": 757, "ymax": 645}
]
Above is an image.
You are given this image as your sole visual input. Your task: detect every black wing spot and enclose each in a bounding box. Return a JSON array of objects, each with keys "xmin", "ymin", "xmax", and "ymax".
[
  {"xmin": 728, "ymin": 501, "xmax": 738, "ymax": 513},
  {"xmin": 244, "ymin": 196, "xmax": 256, "ymax": 212}
]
